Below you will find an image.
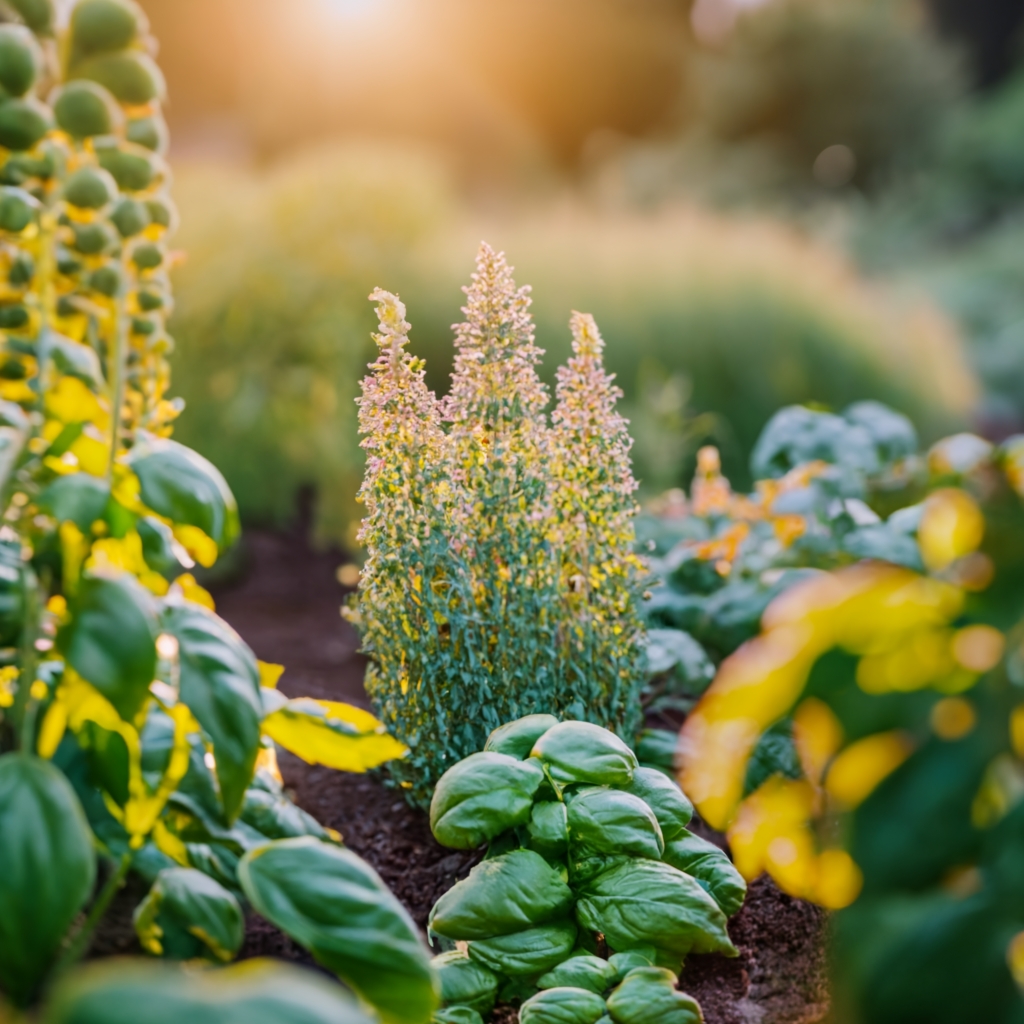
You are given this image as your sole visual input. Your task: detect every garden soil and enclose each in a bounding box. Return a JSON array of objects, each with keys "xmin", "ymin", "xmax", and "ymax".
[{"xmin": 93, "ymin": 524, "xmax": 830, "ymax": 1024}]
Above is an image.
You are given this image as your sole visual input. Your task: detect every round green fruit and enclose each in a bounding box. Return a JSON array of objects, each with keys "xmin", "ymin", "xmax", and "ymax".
[
  {"xmin": 0, "ymin": 303, "xmax": 30, "ymax": 329},
  {"xmin": 63, "ymin": 166, "xmax": 118, "ymax": 210},
  {"xmin": 72, "ymin": 50, "xmax": 165, "ymax": 105},
  {"xmin": 144, "ymin": 194, "xmax": 177, "ymax": 232},
  {"xmin": 125, "ymin": 112, "xmax": 168, "ymax": 155},
  {"xmin": 8, "ymin": 253, "xmax": 34, "ymax": 286},
  {"xmin": 88, "ymin": 262, "xmax": 124, "ymax": 297},
  {"xmin": 53, "ymin": 80, "xmax": 123, "ymax": 139},
  {"xmin": 0, "ymin": 97, "xmax": 52, "ymax": 152},
  {"xmin": 9, "ymin": 0, "xmax": 55, "ymax": 35},
  {"xmin": 0, "ymin": 25, "xmax": 42, "ymax": 98},
  {"xmin": 71, "ymin": 221, "xmax": 117, "ymax": 256},
  {"xmin": 110, "ymin": 197, "xmax": 149, "ymax": 237},
  {"xmin": 96, "ymin": 142, "xmax": 159, "ymax": 192},
  {"xmin": 69, "ymin": 0, "xmax": 141, "ymax": 58},
  {"xmin": 131, "ymin": 241, "xmax": 162, "ymax": 271},
  {"xmin": 0, "ymin": 186, "xmax": 39, "ymax": 232}
]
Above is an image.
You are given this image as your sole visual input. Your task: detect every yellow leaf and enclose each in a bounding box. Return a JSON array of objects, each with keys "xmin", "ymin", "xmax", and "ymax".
[
  {"xmin": 173, "ymin": 573, "xmax": 215, "ymax": 610},
  {"xmin": 45, "ymin": 376, "xmax": 109, "ymax": 429},
  {"xmin": 262, "ymin": 697, "xmax": 408, "ymax": 772},
  {"xmin": 258, "ymin": 662, "xmax": 285, "ymax": 689},
  {"xmin": 152, "ymin": 818, "xmax": 190, "ymax": 866},
  {"xmin": 70, "ymin": 430, "xmax": 110, "ymax": 477},
  {"xmin": 173, "ymin": 525, "xmax": 218, "ymax": 569},
  {"xmin": 825, "ymin": 731, "xmax": 914, "ymax": 809}
]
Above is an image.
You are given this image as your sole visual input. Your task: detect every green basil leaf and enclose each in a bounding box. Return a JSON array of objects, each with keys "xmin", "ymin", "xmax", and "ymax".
[
  {"xmin": 162, "ymin": 602, "xmax": 262, "ymax": 822},
  {"xmin": 485, "ymin": 715, "xmax": 560, "ymax": 759},
  {"xmin": 621, "ymin": 769, "xmax": 693, "ymax": 841},
  {"xmin": 576, "ymin": 860, "xmax": 736, "ymax": 957},
  {"xmin": 606, "ymin": 967, "xmax": 702, "ymax": 1024},
  {"xmin": 520, "ymin": 987, "xmax": 608, "ymax": 1024},
  {"xmin": 0, "ymin": 754, "xmax": 96, "ymax": 1007},
  {"xmin": 38, "ymin": 473, "xmax": 110, "ymax": 531},
  {"xmin": 634, "ymin": 730, "xmax": 677, "ymax": 778},
  {"xmin": 662, "ymin": 831, "xmax": 747, "ymax": 918},
  {"xmin": 137, "ymin": 515, "xmax": 189, "ymax": 577},
  {"xmin": 531, "ymin": 722, "xmax": 637, "ymax": 787},
  {"xmin": 431, "ymin": 951, "xmax": 499, "ymax": 1016},
  {"xmin": 0, "ymin": 537, "xmax": 25, "ymax": 647},
  {"xmin": 39, "ymin": 329, "xmax": 104, "ymax": 389},
  {"xmin": 433, "ymin": 1008, "xmax": 485, "ymax": 1024},
  {"xmin": 538, "ymin": 954, "xmax": 619, "ymax": 995},
  {"xmin": 42, "ymin": 958, "xmax": 378, "ymax": 1024},
  {"xmin": 567, "ymin": 788, "xmax": 664, "ymax": 861},
  {"xmin": 240, "ymin": 787, "xmax": 336, "ymax": 844},
  {"xmin": 133, "ymin": 867, "xmax": 244, "ymax": 963},
  {"xmin": 429, "ymin": 849, "xmax": 574, "ymax": 940},
  {"xmin": 239, "ymin": 837, "xmax": 438, "ymax": 1024},
  {"xmin": 128, "ymin": 437, "xmax": 240, "ymax": 551},
  {"xmin": 468, "ymin": 920, "xmax": 578, "ymax": 977},
  {"xmin": 527, "ymin": 801, "xmax": 568, "ymax": 859},
  {"xmin": 431, "ymin": 752, "xmax": 545, "ymax": 850},
  {"xmin": 606, "ymin": 951, "xmax": 654, "ymax": 983},
  {"xmin": 59, "ymin": 572, "xmax": 158, "ymax": 721}
]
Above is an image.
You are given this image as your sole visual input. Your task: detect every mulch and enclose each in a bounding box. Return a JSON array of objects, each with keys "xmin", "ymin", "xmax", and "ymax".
[{"xmin": 91, "ymin": 523, "xmax": 831, "ymax": 1024}]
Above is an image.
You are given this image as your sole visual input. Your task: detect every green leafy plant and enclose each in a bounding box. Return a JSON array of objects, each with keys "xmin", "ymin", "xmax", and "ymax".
[
  {"xmin": 349, "ymin": 246, "xmax": 646, "ymax": 804},
  {"xmin": 0, "ymin": 3, "xmax": 434, "ymax": 1017},
  {"xmin": 426, "ymin": 715, "xmax": 745, "ymax": 1021}
]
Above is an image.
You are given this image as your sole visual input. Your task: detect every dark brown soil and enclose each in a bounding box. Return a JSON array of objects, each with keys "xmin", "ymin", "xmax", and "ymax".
[{"xmin": 94, "ymin": 524, "xmax": 830, "ymax": 1023}]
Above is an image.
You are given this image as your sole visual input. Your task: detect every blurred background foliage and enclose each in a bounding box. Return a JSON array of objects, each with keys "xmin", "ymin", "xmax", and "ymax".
[{"xmin": 142, "ymin": 0, "xmax": 1024, "ymax": 545}]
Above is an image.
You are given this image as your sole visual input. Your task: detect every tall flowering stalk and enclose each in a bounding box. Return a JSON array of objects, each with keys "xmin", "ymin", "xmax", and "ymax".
[{"xmin": 353, "ymin": 246, "xmax": 645, "ymax": 804}]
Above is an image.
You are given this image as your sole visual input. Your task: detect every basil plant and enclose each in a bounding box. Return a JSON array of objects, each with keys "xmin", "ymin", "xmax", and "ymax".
[{"xmin": 427, "ymin": 716, "xmax": 745, "ymax": 1024}]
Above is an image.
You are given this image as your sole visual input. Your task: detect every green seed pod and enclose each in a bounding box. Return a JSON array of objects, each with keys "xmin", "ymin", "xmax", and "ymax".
[
  {"xmin": 0, "ymin": 186, "xmax": 40, "ymax": 232},
  {"xmin": 71, "ymin": 220, "xmax": 117, "ymax": 255},
  {"xmin": 131, "ymin": 241, "xmax": 163, "ymax": 271},
  {"xmin": 72, "ymin": 50, "xmax": 165, "ymax": 106},
  {"xmin": 9, "ymin": 0, "xmax": 55, "ymax": 35},
  {"xmin": 110, "ymin": 196, "xmax": 149, "ymax": 237},
  {"xmin": 136, "ymin": 286, "xmax": 164, "ymax": 311},
  {"xmin": 0, "ymin": 303, "xmax": 30, "ymax": 329},
  {"xmin": 64, "ymin": 166, "xmax": 118, "ymax": 210},
  {"xmin": 88, "ymin": 262, "xmax": 124, "ymax": 297},
  {"xmin": 0, "ymin": 356, "xmax": 26, "ymax": 379},
  {"xmin": 0, "ymin": 25, "xmax": 42, "ymax": 98},
  {"xmin": 96, "ymin": 141, "xmax": 159, "ymax": 192},
  {"xmin": 9, "ymin": 252, "xmax": 34, "ymax": 285},
  {"xmin": 144, "ymin": 194, "xmax": 177, "ymax": 233},
  {"xmin": 126, "ymin": 112, "xmax": 168, "ymax": 155},
  {"xmin": 56, "ymin": 249, "xmax": 83, "ymax": 276},
  {"xmin": 55, "ymin": 294, "xmax": 79, "ymax": 317},
  {"xmin": 0, "ymin": 96, "xmax": 53, "ymax": 151},
  {"xmin": 69, "ymin": 0, "xmax": 142, "ymax": 58},
  {"xmin": 52, "ymin": 80, "xmax": 123, "ymax": 139},
  {"xmin": 131, "ymin": 315, "xmax": 156, "ymax": 336},
  {"xmin": 2, "ymin": 148, "xmax": 55, "ymax": 185}
]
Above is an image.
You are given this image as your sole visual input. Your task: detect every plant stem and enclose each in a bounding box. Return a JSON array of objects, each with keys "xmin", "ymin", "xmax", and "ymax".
[
  {"xmin": 107, "ymin": 295, "xmax": 129, "ymax": 481},
  {"xmin": 54, "ymin": 851, "xmax": 132, "ymax": 975},
  {"xmin": 10, "ymin": 568, "xmax": 39, "ymax": 752}
]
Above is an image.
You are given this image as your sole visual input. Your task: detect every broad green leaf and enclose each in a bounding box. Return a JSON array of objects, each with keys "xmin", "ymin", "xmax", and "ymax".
[
  {"xmin": 59, "ymin": 572, "xmax": 158, "ymax": 721},
  {"xmin": 38, "ymin": 474, "xmax": 110, "ymax": 531},
  {"xmin": 0, "ymin": 537, "xmax": 25, "ymax": 646},
  {"xmin": 468, "ymin": 921, "xmax": 578, "ymax": 977},
  {"xmin": 137, "ymin": 515, "xmax": 189, "ymax": 577},
  {"xmin": 576, "ymin": 860, "xmax": 736, "ymax": 957},
  {"xmin": 662, "ymin": 831, "xmax": 747, "ymax": 918},
  {"xmin": 0, "ymin": 399, "xmax": 28, "ymax": 492},
  {"xmin": 133, "ymin": 867, "xmax": 243, "ymax": 963},
  {"xmin": 621, "ymin": 768, "xmax": 693, "ymax": 841},
  {"xmin": 431, "ymin": 951, "xmax": 499, "ymax": 1016},
  {"xmin": 537, "ymin": 955, "xmax": 619, "ymax": 995},
  {"xmin": 643, "ymin": 630, "xmax": 714, "ymax": 695},
  {"xmin": 42, "ymin": 958, "xmax": 377, "ymax": 1024},
  {"xmin": 634, "ymin": 729, "xmax": 678, "ymax": 778},
  {"xmin": 0, "ymin": 754, "xmax": 96, "ymax": 1007},
  {"xmin": 433, "ymin": 1009, "xmax": 485, "ymax": 1024},
  {"xmin": 240, "ymin": 786, "xmax": 337, "ymax": 843},
  {"xmin": 531, "ymin": 722, "xmax": 638, "ymax": 787},
  {"xmin": 520, "ymin": 987, "xmax": 608, "ymax": 1024},
  {"xmin": 567, "ymin": 788, "xmax": 664, "ymax": 861},
  {"xmin": 239, "ymin": 837, "xmax": 438, "ymax": 1024},
  {"xmin": 429, "ymin": 849, "xmax": 574, "ymax": 941},
  {"xmin": 526, "ymin": 801, "xmax": 568, "ymax": 859},
  {"xmin": 430, "ymin": 752, "xmax": 546, "ymax": 850},
  {"xmin": 162, "ymin": 602, "xmax": 262, "ymax": 822},
  {"xmin": 485, "ymin": 715, "xmax": 559, "ymax": 759},
  {"xmin": 39, "ymin": 329, "xmax": 104, "ymax": 390},
  {"xmin": 607, "ymin": 951, "xmax": 654, "ymax": 983},
  {"xmin": 262, "ymin": 698, "xmax": 407, "ymax": 774},
  {"xmin": 128, "ymin": 437, "xmax": 239, "ymax": 551},
  {"xmin": 606, "ymin": 968, "xmax": 702, "ymax": 1024}
]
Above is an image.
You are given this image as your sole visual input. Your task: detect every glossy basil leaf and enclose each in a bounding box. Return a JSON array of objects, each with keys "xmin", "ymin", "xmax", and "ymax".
[
  {"xmin": 240, "ymin": 787, "xmax": 336, "ymax": 844},
  {"xmin": 606, "ymin": 967, "xmax": 702, "ymax": 1024},
  {"xmin": 468, "ymin": 920, "xmax": 578, "ymax": 977},
  {"xmin": 431, "ymin": 951, "xmax": 499, "ymax": 1016},
  {"xmin": 59, "ymin": 572, "xmax": 158, "ymax": 721},
  {"xmin": 576, "ymin": 860, "xmax": 736, "ymax": 957},
  {"xmin": 239, "ymin": 837, "xmax": 438, "ymax": 1024},
  {"xmin": 634, "ymin": 729, "xmax": 678, "ymax": 778},
  {"xmin": 0, "ymin": 537, "xmax": 25, "ymax": 646},
  {"xmin": 137, "ymin": 515, "xmax": 189, "ymax": 577},
  {"xmin": 643, "ymin": 629, "xmax": 714, "ymax": 695},
  {"xmin": 431, "ymin": 752, "xmax": 546, "ymax": 850},
  {"xmin": 162, "ymin": 602, "xmax": 262, "ymax": 821},
  {"xmin": 662, "ymin": 831, "xmax": 747, "ymax": 918},
  {"xmin": 433, "ymin": 1008, "xmax": 485, "ymax": 1024},
  {"xmin": 0, "ymin": 754, "xmax": 96, "ymax": 1007},
  {"xmin": 39, "ymin": 329, "xmax": 104, "ymax": 390},
  {"xmin": 485, "ymin": 715, "xmax": 560, "ymax": 759},
  {"xmin": 429, "ymin": 849, "xmax": 574, "ymax": 940},
  {"xmin": 128, "ymin": 437, "xmax": 240, "ymax": 551},
  {"xmin": 621, "ymin": 768, "xmax": 693, "ymax": 841},
  {"xmin": 186, "ymin": 842, "xmax": 243, "ymax": 897},
  {"xmin": 133, "ymin": 867, "xmax": 244, "ymax": 963},
  {"xmin": 537, "ymin": 955, "xmax": 619, "ymax": 995},
  {"xmin": 38, "ymin": 473, "xmax": 110, "ymax": 531},
  {"xmin": 520, "ymin": 987, "xmax": 608, "ymax": 1024},
  {"xmin": 569, "ymin": 853, "xmax": 631, "ymax": 888},
  {"xmin": 527, "ymin": 801, "xmax": 568, "ymax": 859},
  {"xmin": 42, "ymin": 958, "xmax": 378, "ymax": 1024},
  {"xmin": 607, "ymin": 951, "xmax": 654, "ymax": 983},
  {"xmin": 567, "ymin": 788, "xmax": 664, "ymax": 860},
  {"xmin": 531, "ymin": 722, "xmax": 637, "ymax": 787}
]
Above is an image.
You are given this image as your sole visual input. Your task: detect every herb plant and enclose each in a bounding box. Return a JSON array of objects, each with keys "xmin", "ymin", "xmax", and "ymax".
[
  {"xmin": 426, "ymin": 715, "xmax": 745, "ymax": 1022},
  {"xmin": 0, "ymin": 4, "xmax": 434, "ymax": 1018},
  {"xmin": 350, "ymin": 247, "xmax": 646, "ymax": 804}
]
